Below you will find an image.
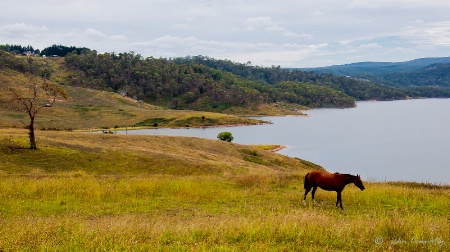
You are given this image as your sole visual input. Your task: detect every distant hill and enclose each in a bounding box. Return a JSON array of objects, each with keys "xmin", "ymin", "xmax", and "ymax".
[
  {"xmin": 367, "ymin": 63, "xmax": 450, "ymax": 87},
  {"xmin": 301, "ymin": 57, "xmax": 450, "ymax": 89},
  {"xmin": 302, "ymin": 57, "xmax": 450, "ymax": 76}
]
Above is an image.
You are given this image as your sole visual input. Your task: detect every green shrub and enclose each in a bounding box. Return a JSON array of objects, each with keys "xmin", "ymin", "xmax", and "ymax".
[{"xmin": 217, "ymin": 132, "xmax": 234, "ymax": 142}]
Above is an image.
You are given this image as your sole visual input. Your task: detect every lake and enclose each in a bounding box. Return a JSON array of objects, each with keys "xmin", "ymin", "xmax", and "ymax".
[{"xmin": 117, "ymin": 99, "xmax": 450, "ymax": 184}]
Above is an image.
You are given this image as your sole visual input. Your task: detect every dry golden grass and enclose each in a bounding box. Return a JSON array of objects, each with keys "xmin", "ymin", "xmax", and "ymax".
[
  {"xmin": 0, "ymin": 128, "xmax": 318, "ymax": 176},
  {"xmin": 0, "ymin": 129, "xmax": 448, "ymax": 251},
  {"xmin": 0, "ymin": 175, "xmax": 447, "ymax": 251}
]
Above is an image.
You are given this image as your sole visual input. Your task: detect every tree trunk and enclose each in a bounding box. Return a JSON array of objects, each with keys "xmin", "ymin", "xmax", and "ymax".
[{"xmin": 29, "ymin": 117, "xmax": 37, "ymax": 150}]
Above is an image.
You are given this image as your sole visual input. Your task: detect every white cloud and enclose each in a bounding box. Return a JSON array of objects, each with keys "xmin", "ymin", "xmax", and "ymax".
[
  {"xmin": 346, "ymin": 0, "xmax": 450, "ymax": 9},
  {"xmin": 0, "ymin": 23, "xmax": 48, "ymax": 36},
  {"xmin": 173, "ymin": 24, "xmax": 189, "ymax": 29},
  {"xmin": 358, "ymin": 43, "xmax": 382, "ymax": 49},
  {"xmin": 218, "ymin": 43, "xmax": 329, "ymax": 67},
  {"xmin": 346, "ymin": 0, "xmax": 380, "ymax": 9},
  {"xmin": 85, "ymin": 28, "xmax": 107, "ymax": 39},
  {"xmin": 90, "ymin": 32, "xmax": 126, "ymax": 42},
  {"xmin": 339, "ymin": 40, "xmax": 353, "ymax": 46},
  {"xmin": 130, "ymin": 35, "xmax": 231, "ymax": 58},
  {"xmin": 0, "ymin": 23, "xmax": 50, "ymax": 49},
  {"xmin": 401, "ymin": 21, "xmax": 450, "ymax": 46},
  {"xmin": 2, "ymin": 0, "xmax": 450, "ymax": 67},
  {"xmin": 244, "ymin": 16, "xmax": 312, "ymax": 38}
]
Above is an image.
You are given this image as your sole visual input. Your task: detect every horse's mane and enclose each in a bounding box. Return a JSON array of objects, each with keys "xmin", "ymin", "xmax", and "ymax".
[
  {"xmin": 334, "ymin": 172, "xmax": 355, "ymax": 177},
  {"xmin": 334, "ymin": 172, "xmax": 357, "ymax": 181}
]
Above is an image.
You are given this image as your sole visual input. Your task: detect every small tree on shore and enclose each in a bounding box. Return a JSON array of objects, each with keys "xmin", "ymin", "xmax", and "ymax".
[
  {"xmin": 217, "ymin": 131, "xmax": 234, "ymax": 142},
  {"xmin": 2, "ymin": 74, "xmax": 67, "ymax": 149}
]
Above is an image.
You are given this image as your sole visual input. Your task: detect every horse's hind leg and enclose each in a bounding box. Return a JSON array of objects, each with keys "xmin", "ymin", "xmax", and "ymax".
[{"xmin": 311, "ymin": 186, "xmax": 318, "ymax": 205}]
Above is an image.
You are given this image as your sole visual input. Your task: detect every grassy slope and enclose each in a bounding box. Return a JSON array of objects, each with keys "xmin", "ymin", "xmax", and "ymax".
[
  {"xmin": 0, "ymin": 69, "xmax": 267, "ymax": 130},
  {"xmin": 0, "ymin": 129, "xmax": 448, "ymax": 251},
  {"xmin": 0, "ymin": 129, "xmax": 318, "ymax": 175}
]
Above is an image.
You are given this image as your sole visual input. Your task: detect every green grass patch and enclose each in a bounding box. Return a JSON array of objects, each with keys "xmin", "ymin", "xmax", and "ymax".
[
  {"xmin": 133, "ymin": 117, "xmax": 176, "ymax": 127},
  {"xmin": 240, "ymin": 149, "xmax": 260, "ymax": 156},
  {"xmin": 173, "ymin": 116, "xmax": 220, "ymax": 127}
]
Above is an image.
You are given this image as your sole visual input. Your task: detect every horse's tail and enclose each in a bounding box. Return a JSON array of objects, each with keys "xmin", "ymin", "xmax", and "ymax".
[{"xmin": 304, "ymin": 172, "xmax": 310, "ymax": 189}]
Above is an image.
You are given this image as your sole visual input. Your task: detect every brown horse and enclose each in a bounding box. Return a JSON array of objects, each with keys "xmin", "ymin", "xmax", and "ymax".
[{"xmin": 303, "ymin": 170, "xmax": 365, "ymax": 209}]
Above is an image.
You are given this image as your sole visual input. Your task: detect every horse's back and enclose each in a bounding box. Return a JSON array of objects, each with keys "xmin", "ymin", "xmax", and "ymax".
[
  {"xmin": 307, "ymin": 170, "xmax": 341, "ymax": 191},
  {"xmin": 307, "ymin": 170, "xmax": 326, "ymax": 184},
  {"xmin": 308, "ymin": 170, "xmax": 327, "ymax": 181}
]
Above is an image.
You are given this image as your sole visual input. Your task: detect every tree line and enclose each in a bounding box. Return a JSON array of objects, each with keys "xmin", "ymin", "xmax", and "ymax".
[
  {"xmin": 1, "ymin": 44, "xmax": 89, "ymax": 57},
  {"xmin": 174, "ymin": 56, "xmax": 450, "ymax": 100},
  {"xmin": 0, "ymin": 44, "xmax": 40, "ymax": 55},
  {"xmin": 63, "ymin": 50, "xmax": 356, "ymax": 110},
  {"xmin": 40, "ymin": 44, "xmax": 91, "ymax": 57}
]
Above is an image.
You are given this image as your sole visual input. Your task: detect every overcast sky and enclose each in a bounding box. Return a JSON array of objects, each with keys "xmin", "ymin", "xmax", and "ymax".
[{"xmin": 1, "ymin": 0, "xmax": 450, "ymax": 67}]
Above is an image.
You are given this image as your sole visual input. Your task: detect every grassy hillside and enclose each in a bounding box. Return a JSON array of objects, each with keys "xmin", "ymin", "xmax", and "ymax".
[
  {"xmin": 0, "ymin": 128, "xmax": 318, "ymax": 175},
  {"xmin": 0, "ymin": 129, "xmax": 448, "ymax": 251},
  {"xmin": 0, "ymin": 69, "xmax": 273, "ymax": 130}
]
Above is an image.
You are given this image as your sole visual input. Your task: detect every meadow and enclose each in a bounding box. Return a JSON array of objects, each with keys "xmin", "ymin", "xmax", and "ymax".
[{"xmin": 0, "ymin": 129, "xmax": 448, "ymax": 251}]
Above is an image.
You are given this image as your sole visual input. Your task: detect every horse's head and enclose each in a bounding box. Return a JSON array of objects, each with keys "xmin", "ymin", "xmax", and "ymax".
[{"xmin": 353, "ymin": 174, "xmax": 365, "ymax": 191}]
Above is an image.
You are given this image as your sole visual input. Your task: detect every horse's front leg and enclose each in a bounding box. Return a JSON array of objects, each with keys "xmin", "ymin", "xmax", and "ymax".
[
  {"xmin": 336, "ymin": 191, "xmax": 343, "ymax": 210},
  {"xmin": 303, "ymin": 187, "xmax": 311, "ymax": 206},
  {"xmin": 311, "ymin": 186, "xmax": 318, "ymax": 205}
]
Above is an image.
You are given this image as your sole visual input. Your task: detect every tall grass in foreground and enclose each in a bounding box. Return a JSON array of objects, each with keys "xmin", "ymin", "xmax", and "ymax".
[{"xmin": 0, "ymin": 174, "xmax": 448, "ymax": 251}]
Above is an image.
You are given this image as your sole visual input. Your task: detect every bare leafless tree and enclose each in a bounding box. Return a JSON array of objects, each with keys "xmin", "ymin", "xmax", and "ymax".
[{"xmin": 2, "ymin": 74, "xmax": 67, "ymax": 149}]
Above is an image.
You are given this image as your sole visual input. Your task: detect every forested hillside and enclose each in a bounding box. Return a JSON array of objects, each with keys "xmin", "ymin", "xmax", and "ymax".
[
  {"xmin": 173, "ymin": 56, "xmax": 442, "ymax": 100},
  {"xmin": 63, "ymin": 51, "xmax": 355, "ymax": 110},
  {"xmin": 2, "ymin": 46, "xmax": 449, "ymax": 115}
]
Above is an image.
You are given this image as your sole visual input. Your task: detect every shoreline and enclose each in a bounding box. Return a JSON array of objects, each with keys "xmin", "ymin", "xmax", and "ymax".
[
  {"xmin": 270, "ymin": 145, "xmax": 287, "ymax": 152},
  {"xmin": 77, "ymin": 121, "xmax": 273, "ymax": 132}
]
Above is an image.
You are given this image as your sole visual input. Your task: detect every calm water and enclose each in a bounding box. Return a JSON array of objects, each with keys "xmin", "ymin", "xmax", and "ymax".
[{"xmin": 118, "ymin": 99, "xmax": 450, "ymax": 184}]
